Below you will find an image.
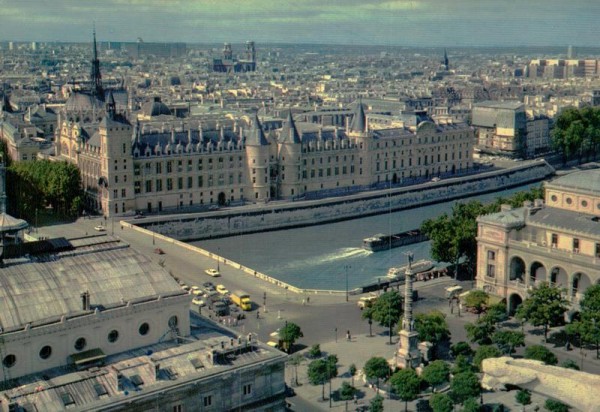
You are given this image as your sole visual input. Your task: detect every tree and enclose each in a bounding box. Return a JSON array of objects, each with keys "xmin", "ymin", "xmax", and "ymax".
[
  {"xmin": 463, "ymin": 290, "xmax": 489, "ymax": 319},
  {"xmin": 452, "ymin": 354, "xmax": 475, "ymax": 374},
  {"xmin": 544, "ymin": 399, "xmax": 570, "ymax": 412},
  {"xmin": 492, "ymin": 330, "xmax": 525, "ymax": 355},
  {"xmin": 369, "ymin": 394, "xmax": 384, "ymax": 412},
  {"xmin": 422, "ymin": 360, "xmax": 450, "ymax": 391},
  {"xmin": 516, "ymin": 282, "xmax": 568, "ymax": 341},
  {"xmin": 450, "ymin": 371, "xmax": 481, "ymax": 404},
  {"xmin": 524, "ymin": 345, "xmax": 558, "ymax": 365},
  {"xmin": 516, "ymin": 389, "xmax": 532, "ymax": 411},
  {"xmin": 465, "ymin": 320, "xmax": 496, "ymax": 345},
  {"xmin": 279, "ymin": 322, "xmax": 303, "ymax": 353},
  {"xmin": 461, "ymin": 397, "xmax": 481, "ymax": 412},
  {"xmin": 473, "ymin": 345, "xmax": 502, "ymax": 371},
  {"xmin": 481, "ymin": 302, "xmax": 508, "ymax": 327},
  {"xmin": 362, "ymin": 304, "xmax": 375, "ymax": 337},
  {"xmin": 450, "ymin": 342, "xmax": 474, "ymax": 359},
  {"xmin": 287, "ymin": 353, "xmax": 304, "ymax": 386},
  {"xmin": 430, "ymin": 393, "xmax": 454, "ymax": 412},
  {"xmin": 339, "ymin": 381, "xmax": 358, "ymax": 410},
  {"xmin": 571, "ymin": 284, "xmax": 600, "ymax": 358},
  {"xmin": 308, "ymin": 343, "xmax": 322, "ymax": 358},
  {"xmin": 390, "ymin": 368, "xmax": 421, "ymax": 412},
  {"xmin": 369, "ymin": 290, "xmax": 403, "ymax": 344},
  {"xmin": 308, "ymin": 359, "xmax": 329, "ymax": 401},
  {"xmin": 413, "ymin": 310, "xmax": 451, "ymax": 353},
  {"xmin": 363, "ymin": 357, "xmax": 390, "ymax": 391},
  {"xmin": 349, "ymin": 363, "xmax": 357, "ymax": 387},
  {"xmin": 560, "ymin": 359, "xmax": 579, "ymax": 370}
]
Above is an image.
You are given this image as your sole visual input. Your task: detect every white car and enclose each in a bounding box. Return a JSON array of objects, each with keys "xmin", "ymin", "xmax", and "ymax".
[
  {"xmin": 190, "ymin": 286, "xmax": 203, "ymax": 296},
  {"xmin": 94, "ymin": 225, "xmax": 106, "ymax": 232},
  {"xmin": 216, "ymin": 285, "xmax": 229, "ymax": 295},
  {"xmin": 205, "ymin": 268, "xmax": 221, "ymax": 277},
  {"xmin": 192, "ymin": 297, "xmax": 206, "ymax": 307}
]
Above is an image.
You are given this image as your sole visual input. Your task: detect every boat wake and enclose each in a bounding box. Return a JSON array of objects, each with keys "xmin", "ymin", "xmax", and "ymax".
[{"xmin": 274, "ymin": 247, "xmax": 371, "ymax": 272}]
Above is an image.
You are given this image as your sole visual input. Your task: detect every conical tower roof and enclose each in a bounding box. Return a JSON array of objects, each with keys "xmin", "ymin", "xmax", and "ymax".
[
  {"xmin": 279, "ymin": 110, "xmax": 301, "ymax": 144},
  {"xmin": 349, "ymin": 102, "xmax": 366, "ymax": 133},
  {"xmin": 246, "ymin": 114, "xmax": 268, "ymax": 146}
]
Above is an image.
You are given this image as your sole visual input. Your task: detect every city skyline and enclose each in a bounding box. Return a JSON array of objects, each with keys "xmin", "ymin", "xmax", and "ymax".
[{"xmin": 1, "ymin": 0, "xmax": 598, "ymax": 47}]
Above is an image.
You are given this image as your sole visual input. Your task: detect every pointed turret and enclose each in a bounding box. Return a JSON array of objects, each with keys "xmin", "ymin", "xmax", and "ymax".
[
  {"xmin": 246, "ymin": 114, "xmax": 268, "ymax": 146},
  {"xmin": 106, "ymin": 90, "xmax": 116, "ymax": 119},
  {"xmin": 91, "ymin": 27, "xmax": 104, "ymax": 100},
  {"xmin": 279, "ymin": 111, "xmax": 301, "ymax": 144},
  {"xmin": 349, "ymin": 102, "xmax": 366, "ymax": 133},
  {"xmin": 443, "ymin": 48, "xmax": 449, "ymax": 71}
]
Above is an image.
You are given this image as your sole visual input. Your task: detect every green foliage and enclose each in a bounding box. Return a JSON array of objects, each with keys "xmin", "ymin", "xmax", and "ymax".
[
  {"xmin": 326, "ymin": 354, "xmax": 339, "ymax": 378},
  {"xmin": 450, "ymin": 371, "xmax": 481, "ymax": 404},
  {"xmin": 369, "ymin": 394, "xmax": 384, "ymax": 412},
  {"xmin": 370, "ymin": 290, "xmax": 403, "ymax": 343},
  {"xmin": 390, "ymin": 368, "xmax": 421, "ymax": 412},
  {"xmin": 481, "ymin": 303, "xmax": 508, "ymax": 326},
  {"xmin": 569, "ymin": 284, "xmax": 600, "ymax": 358},
  {"xmin": 363, "ymin": 357, "xmax": 390, "ymax": 387},
  {"xmin": 349, "ymin": 363, "xmax": 357, "ymax": 386},
  {"xmin": 524, "ymin": 345, "xmax": 558, "ymax": 365},
  {"xmin": 422, "ymin": 360, "xmax": 450, "ymax": 389},
  {"xmin": 463, "ymin": 290, "xmax": 489, "ymax": 318},
  {"xmin": 461, "ymin": 397, "xmax": 481, "ymax": 412},
  {"xmin": 362, "ymin": 304, "xmax": 375, "ymax": 336},
  {"xmin": 413, "ymin": 310, "xmax": 451, "ymax": 345},
  {"xmin": 339, "ymin": 381, "xmax": 357, "ymax": 401},
  {"xmin": 560, "ymin": 359, "xmax": 579, "ymax": 370},
  {"xmin": 279, "ymin": 322, "xmax": 303, "ymax": 353},
  {"xmin": 544, "ymin": 399, "xmax": 570, "ymax": 412},
  {"xmin": 287, "ymin": 353, "xmax": 304, "ymax": 386},
  {"xmin": 516, "ymin": 389, "xmax": 532, "ymax": 406},
  {"xmin": 450, "ymin": 342, "xmax": 474, "ymax": 359},
  {"xmin": 473, "ymin": 345, "xmax": 502, "ymax": 371},
  {"xmin": 492, "ymin": 330, "xmax": 525, "ymax": 354},
  {"xmin": 8, "ymin": 160, "xmax": 83, "ymax": 219},
  {"xmin": 430, "ymin": 393, "xmax": 454, "ymax": 412},
  {"xmin": 452, "ymin": 354, "xmax": 475, "ymax": 374},
  {"xmin": 307, "ymin": 356, "xmax": 337, "ymax": 401},
  {"xmin": 308, "ymin": 343, "xmax": 322, "ymax": 358},
  {"xmin": 516, "ymin": 282, "xmax": 568, "ymax": 340},
  {"xmin": 465, "ymin": 320, "xmax": 495, "ymax": 345},
  {"xmin": 552, "ymin": 106, "xmax": 600, "ymax": 164}
]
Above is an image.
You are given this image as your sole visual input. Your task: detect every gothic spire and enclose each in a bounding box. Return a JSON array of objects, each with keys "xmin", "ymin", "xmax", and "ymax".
[{"xmin": 91, "ymin": 27, "xmax": 104, "ymax": 101}]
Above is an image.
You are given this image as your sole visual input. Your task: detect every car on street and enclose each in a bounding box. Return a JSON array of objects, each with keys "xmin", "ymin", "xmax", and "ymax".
[
  {"xmin": 192, "ymin": 297, "xmax": 206, "ymax": 307},
  {"xmin": 190, "ymin": 286, "xmax": 203, "ymax": 295},
  {"xmin": 216, "ymin": 284, "xmax": 229, "ymax": 295},
  {"xmin": 94, "ymin": 225, "xmax": 105, "ymax": 232},
  {"xmin": 180, "ymin": 284, "xmax": 190, "ymax": 291},
  {"xmin": 205, "ymin": 268, "xmax": 220, "ymax": 277},
  {"xmin": 357, "ymin": 296, "xmax": 377, "ymax": 310},
  {"xmin": 202, "ymin": 281, "xmax": 214, "ymax": 289}
]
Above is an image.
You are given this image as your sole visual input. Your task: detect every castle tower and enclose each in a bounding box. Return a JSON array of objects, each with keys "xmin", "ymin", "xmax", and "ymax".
[
  {"xmin": 245, "ymin": 114, "xmax": 270, "ymax": 202},
  {"xmin": 278, "ymin": 110, "xmax": 302, "ymax": 198},
  {"xmin": 396, "ymin": 253, "xmax": 422, "ymax": 369}
]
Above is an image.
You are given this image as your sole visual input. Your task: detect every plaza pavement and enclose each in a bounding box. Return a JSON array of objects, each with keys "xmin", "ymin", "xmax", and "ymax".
[{"xmin": 35, "ymin": 217, "xmax": 600, "ymax": 411}]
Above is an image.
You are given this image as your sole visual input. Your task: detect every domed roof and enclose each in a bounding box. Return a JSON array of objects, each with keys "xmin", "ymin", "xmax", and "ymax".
[
  {"xmin": 65, "ymin": 92, "xmax": 102, "ymax": 112},
  {"xmin": 548, "ymin": 169, "xmax": 600, "ymax": 194},
  {"xmin": 140, "ymin": 97, "xmax": 171, "ymax": 117}
]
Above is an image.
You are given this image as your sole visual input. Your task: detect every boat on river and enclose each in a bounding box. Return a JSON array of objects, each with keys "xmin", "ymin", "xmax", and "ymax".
[
  {"xmin": 362, "ymin": 229, "xmax": 428, "ymax": 252},
  {"xmin": 387, "ymin": 259, "xmax": 434, "ymax": 279}
]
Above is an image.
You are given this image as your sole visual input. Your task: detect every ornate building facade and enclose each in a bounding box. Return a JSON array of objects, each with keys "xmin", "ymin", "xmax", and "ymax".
[
  {"xmin": 475, "ymin": 170, "xmax": 600, "ymax": 316},
  {"xmin": 56, "ymin": 100, "xmax": 475, "ymax": 216}
]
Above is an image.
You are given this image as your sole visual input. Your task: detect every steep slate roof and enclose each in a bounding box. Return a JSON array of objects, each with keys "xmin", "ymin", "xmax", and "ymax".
[
  {"xmin": 245, "ymin": 114, "xmax": 268, "ymax": 146},
  {"xmin": 349, "ymin": 102, "xmax": 366, "ymax": 133},
  {"xmin": 279, "ymin": 111, "xmax": 301, "ymax": 144}
]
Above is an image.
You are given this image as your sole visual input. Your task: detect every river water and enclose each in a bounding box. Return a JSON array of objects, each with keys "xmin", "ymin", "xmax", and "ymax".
[{"xmin": 194, "ymin": 183, "xmax": 539, "ymax": 290}]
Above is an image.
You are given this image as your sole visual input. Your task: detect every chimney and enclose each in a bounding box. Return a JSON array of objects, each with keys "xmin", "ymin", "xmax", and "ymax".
[
  {"xmin": 81, "ymin": 291, "xmax": 90, "ymax": 311},
  {"xmin": 154, "ymin": 362, "xmax": 160, "ymax": 380}
]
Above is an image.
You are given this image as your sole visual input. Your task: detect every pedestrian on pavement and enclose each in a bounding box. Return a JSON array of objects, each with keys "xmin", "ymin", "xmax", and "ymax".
[
  {"xmin": 256, "ymin": 311, "xmax": 260, "ymax": 319},
  {"xmin": 346, "ymin": 330, "xmax": 351, "ymax": 341},
  {"xmin": 306, "ymin": 296, "xmax": 310, "ymax": 304}
]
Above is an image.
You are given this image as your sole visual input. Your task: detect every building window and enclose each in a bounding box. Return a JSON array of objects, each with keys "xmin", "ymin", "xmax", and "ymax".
[
  {"xmin": 156, "ymin": 162, "xmax": 162, "ymax": 174},
  {"xmin": 113, "ymin": 189, "xmax": 118, "ymax": 199},
  {"xmin": 74, "ymin": 337, "xmax": 87, "ymax": 351},
  {"xmin": 168, "ymin": 316, "xmax": 178, "ymax": 328},
  {"xmin": 108, "ymin": 330, "xmax": 119, "ymax": 343},
  {"xmin": 145, "ymin": 180, "xmax": 152, "ymax": 193},
  {"xmin": 486, "ymin": 264, "xmax": 495, "ymax": 278},
  {"xmin": 596, "ymin": 243, "xmax": 600, "ymax": 257},
  {"xmin": 139, "ymin": 323, "xmax": 150, "ymax": 336},
  {"xmin": 173, "ymin": 405, "xmax": 182, "ymax": 412},
  {"xmin": 178, "ymin": 177, "xmax": 183, "ymax": 190},
  {"xmin": 551, "ymin": 233, "xmax": 558, "ymax": 247},
  {"xmin": 121, "ymin": 188, "xmax": 126, "ymax": 198},
  {"xmin": 167, "ymin": 178, "xmax": 173, "ymax": 191},
  {"xmin": 156, "ymin": 179, "xmax": 163, "ymax": 192},
  {"xmin": 203, "ymin": 396, "xmax": 212, "ymax": 407},
  {"xmin": 39, "ymin": 345, "xmax": 52, "ymax": 359},
  {"xmin": 573, "ymin": 238, "xmax": 580, "ymax": 252},
  {"xmin": 167, "ymin": 161, "xmax": 173, "ymax": 173},
  {"xmin": 582, "ymin": 200, "xmax": 588, "ymax": 207},
  {"xmin": 243, "ymin": 383, "xmax": 253, "ymax": 396},
  {"xmin": 487, "ymin": 250, "xmax": 495, "ymax": 261},
  {"xmin": 2, "ymin": 355, "xmax": 16, "ymax": 368},
  {"xmin": 566, "ymin": 197, "xmax": 572, "ymax": 205}
]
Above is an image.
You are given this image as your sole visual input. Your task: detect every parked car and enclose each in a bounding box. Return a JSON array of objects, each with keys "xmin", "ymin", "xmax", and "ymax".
[
  {"xmin": 357, "ymin": 296, "xmax": 377, "ymax": 310},
  {"xmin": 94, "ymin": 225, "xmax": 105, "ymax": 232},
  {"xmin": 192, "ymin": 297, "xmax": 206, "ymax": 307},
  {"xmin": 216, "ymin": 284, "xmax": 229, "ymax": 295},
  {"xmin": 191, "ymin": 286, "xmax": 203, "ymax": 296},
  {"xmin": 205, "ymin": 268, "xmax": 220, "ymax": 277},
  {"xmin": 180, "ymin": 284, "xmax": 190, "ymax": 292}
]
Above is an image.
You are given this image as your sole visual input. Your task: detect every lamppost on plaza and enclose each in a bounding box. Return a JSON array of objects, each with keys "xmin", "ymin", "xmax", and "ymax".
[
  {"xmin": 344, "ymin": 265, "xmax": 351, "ymax": 302},
  {"xmin": 217, "ymin": 246, "xmax": 220, "ymax": 272}
]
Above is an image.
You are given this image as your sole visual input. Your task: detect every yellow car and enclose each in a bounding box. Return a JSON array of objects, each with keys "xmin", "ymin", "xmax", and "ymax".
[
  {"xmin": 216, "ymin": 284, "xmax": 229, "ymax": 295},
  {"xmin": 205, "ymin": 268, "xmax": 221, "ymax": 277}
]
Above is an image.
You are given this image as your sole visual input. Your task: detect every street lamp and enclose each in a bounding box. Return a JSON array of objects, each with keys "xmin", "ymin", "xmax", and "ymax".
[
  {"xmin": 217, "ymin": 246, "xmax": 220, "ymax": 272},
  {"xmin": 344, "ymin": 265, "xmax": 351, "ymax": 302}
]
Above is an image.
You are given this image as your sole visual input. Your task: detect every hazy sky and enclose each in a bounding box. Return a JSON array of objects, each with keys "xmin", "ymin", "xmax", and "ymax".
[{"xmin": 1, "ymin": 0, "xmax": 597, "ymax": 47}]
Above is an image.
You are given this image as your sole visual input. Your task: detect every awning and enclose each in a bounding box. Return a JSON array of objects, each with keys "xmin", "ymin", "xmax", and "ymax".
[{"xmin": 69, "ymin": 348, "xmax": 106, "ymax": 366}]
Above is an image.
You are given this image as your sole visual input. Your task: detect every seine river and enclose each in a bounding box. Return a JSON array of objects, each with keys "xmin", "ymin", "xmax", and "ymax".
[{"xmin": 194, "ymin": 184, "xmax": 539, "ymax": 290}]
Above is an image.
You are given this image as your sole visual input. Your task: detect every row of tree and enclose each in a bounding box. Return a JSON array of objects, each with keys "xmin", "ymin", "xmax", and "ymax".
[
  {"xmin": 421, "ymin": 186, "xmax": 545, "ymax": 279},
  {"xmin": 552, "ymin": 106, "xmax": 600, "ymax": 165},
  {"xmin": 6, "ymin": 160, "xmax": 83, "ymax": 220}
]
